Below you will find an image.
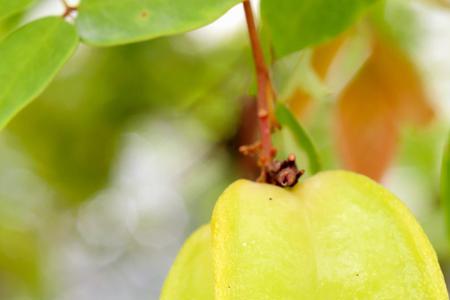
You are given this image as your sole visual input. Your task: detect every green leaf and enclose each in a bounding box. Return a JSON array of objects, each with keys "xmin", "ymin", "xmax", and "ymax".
[
  {"xmin": 0, "ymin": 17, "xmax": 78, "ymax": 129},
  {"xmin": 76, "ymin": 0, "xmax": 241, "ymax": 46},
  {"xmin": 261, "ymin": 0, "xmax": 377, "ymax": 56},
  {"xmin": 0, "ymin": 0, "xmax": 34, "ymax": 21},
  {"xmin": 275, "ymin": 102, "xmax": 321, "ymax": 174},
  {"xmin": 0, "ymin": 13, "xmax": 23, "ymax": 40},
  {"xmin": 442, "ymin": 134, "xmax": 450, "ymax": 242}
]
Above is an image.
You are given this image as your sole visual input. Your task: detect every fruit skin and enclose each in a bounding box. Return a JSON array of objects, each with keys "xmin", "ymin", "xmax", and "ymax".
[
  {"xmin": 162, "ymin": 170, "xmax": 448, "ymax": 299},
  {"xmin": 292, "ymin": 171, "xmax": 448, "ymax": 299},
  {"xmin": 160, "ymin": 225, "xmax": 214, "ymax": 300},
  {"xmin": 212, "ymin": 177, "xmax": 316, "ymax": 299}
]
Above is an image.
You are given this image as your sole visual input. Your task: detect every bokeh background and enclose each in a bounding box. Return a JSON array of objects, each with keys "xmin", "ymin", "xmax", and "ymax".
[{"xmin": 0, "ymin": 0, "xmax": 450, "ymax": 299}]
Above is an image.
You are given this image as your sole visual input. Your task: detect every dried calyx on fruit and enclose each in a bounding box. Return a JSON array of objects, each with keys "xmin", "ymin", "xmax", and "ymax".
[
  {"xmin": 265, "ymin": 154, "xmax": 304, "ymax": 187},
  {"xmin": 161, "ymin": 171, "xmax": 448, "ymax": 300},
  {"xmin": 239, "ymin": 141, "xmax": 304, "ymax": 187}
]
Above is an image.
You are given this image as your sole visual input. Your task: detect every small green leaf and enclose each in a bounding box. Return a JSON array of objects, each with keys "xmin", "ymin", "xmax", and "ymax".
[
  {"xmin": 261, "ymin": 0, "xmax": 377, "ymax": 56},
  {"xmin": 76, "ymin": 0, "xmax": 241, "ymax": 46},
  {"xmin": 0, "ymin": 0, "xmax": 34, "ymax": 21},
  {"xmin": 0, "ymin": 17, "xmax": 78, "ymax": 129},
  {"xmin": 275, "ymin": 102, "xmax": 321, "ymax": 174},
  {"xmin": 442, "ymin": 134, "xmax": 450, "ymax": 242}
]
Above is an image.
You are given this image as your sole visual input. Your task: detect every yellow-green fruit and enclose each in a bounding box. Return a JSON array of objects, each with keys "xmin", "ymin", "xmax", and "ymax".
[
  {"xmin": 162, "ymin": 171, "xmax": 448, "ymax": 299},
  {"xmin": 160, "ymin": 225, "xmax": 214, "ymax": 300}
]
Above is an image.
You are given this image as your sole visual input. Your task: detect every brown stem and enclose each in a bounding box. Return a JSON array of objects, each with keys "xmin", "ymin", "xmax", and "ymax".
[
  {"xmin": 62, "ymin": 0, "xmax": 77, "ymax": 18},
  {"xmin": 242, "ymin": 0, "xmax": 274, "ymax": 179}
]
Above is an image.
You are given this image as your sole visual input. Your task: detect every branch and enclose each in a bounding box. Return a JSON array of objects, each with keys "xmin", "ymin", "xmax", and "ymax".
[
  {"xmin": 62, "ymin": 0, "xmax": 77, "ymax": 18},
  {"xmin": 242, "ymin": 0, "xmax": 274, "ymax": 179}
]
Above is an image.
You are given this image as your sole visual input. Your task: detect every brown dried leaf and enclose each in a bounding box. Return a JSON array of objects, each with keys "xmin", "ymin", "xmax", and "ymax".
[
  {"xmin": 370, "ymin": 39, "xmax": 434, "ymax": 125},
  {"xmin": 311, "ymin": 34, "xmax": 348, "ymax": 79},
  {"xmin": 336, "ymin": 36, "xmax": 434, "ymax": 181},
  {"xmin": 286, "ymin": 88, "xmax": 312, "ymax": 119},
  {"xmin": 336, "ymin": 63, "xmax": 398, "ymax": 181}
]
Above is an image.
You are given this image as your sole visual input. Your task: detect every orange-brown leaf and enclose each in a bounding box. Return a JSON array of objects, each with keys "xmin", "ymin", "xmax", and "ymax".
[
  {"xmin": 286, "ymin": 88, "xmax": 312, "ymax": 119},
  {"xmin": 312, "ymin": 34, "xmax": 348, "ymax": 79},
  {"xmin": 335, "ymin": 36, "xmax": 434, "ymax": 181},
  {"xmin": 336, "ymin": 63, "xmax": 398, "ymax": 181},
  {"xmin": 370, "ymin": 39, "xmax": 434, "ymax": 125}
]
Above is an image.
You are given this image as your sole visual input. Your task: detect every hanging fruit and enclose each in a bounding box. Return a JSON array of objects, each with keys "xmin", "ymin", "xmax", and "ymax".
[{"xmin": 161, "ymin": 171, "xmax": 448, "ymax": 299}]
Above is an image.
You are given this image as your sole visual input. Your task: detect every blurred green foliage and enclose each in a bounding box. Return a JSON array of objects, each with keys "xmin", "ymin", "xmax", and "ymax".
[
  {"xmin": 0, "ymin": 0, "xmax": 34, "ymax": 21},
  {"xmin": 0, "ymin": 0, "xmax": 449, "ymax": 299},
  {"xmin": 261, "ymin": 0, "xmax": 377, "ymax": 56},
  {"xmin": 7, "ymin": 37, "xmax": 249, "ymax": 205}
]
